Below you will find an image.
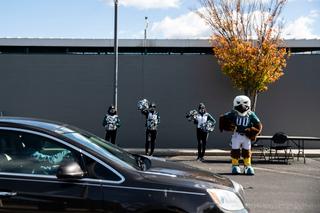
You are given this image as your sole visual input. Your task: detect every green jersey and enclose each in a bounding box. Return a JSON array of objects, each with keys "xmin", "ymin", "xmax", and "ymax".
[{"xmin": 224, "ymin": 110, "xmax": 261, "ymax": 133}]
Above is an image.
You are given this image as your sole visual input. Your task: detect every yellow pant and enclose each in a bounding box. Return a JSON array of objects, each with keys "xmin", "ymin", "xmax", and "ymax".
[{"xmin": 232, "ymin": 158, "xmax": 251, "ymax": 166}]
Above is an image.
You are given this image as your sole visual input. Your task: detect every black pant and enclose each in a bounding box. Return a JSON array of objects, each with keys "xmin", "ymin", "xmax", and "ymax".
[
  {"xmin": 197, "ymin": 128, "xmax": 208, "ymax": 158},
  {"xmin": 145, "ymin": 129, "xmax": 157, "ymax": 156},
  {"xmin": 105, "ymin": 130, "xmax": 117, "ymax": 144}
]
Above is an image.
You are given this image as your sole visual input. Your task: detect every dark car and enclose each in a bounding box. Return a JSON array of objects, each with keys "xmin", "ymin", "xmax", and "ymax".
[{"xmin": 0, "ymin": 117, "xmax": 249, "ymax": 213}]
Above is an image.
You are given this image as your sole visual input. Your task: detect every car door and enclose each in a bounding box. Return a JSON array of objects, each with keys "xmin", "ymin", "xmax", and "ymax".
[{"xmin": 0, "ymin": 128, "xmax": 103, "ymax": 212}]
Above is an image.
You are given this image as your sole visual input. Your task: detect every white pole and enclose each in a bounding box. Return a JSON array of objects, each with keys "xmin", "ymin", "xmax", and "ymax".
[
  {"xmin": 144, "ymin": 16, "xmax": 148, "ymax": 40},
  {"xmin": 144, "ymin": 16, "xmax": 148, "ymax": 54},
  {"xmin": 113, "ymin": 0, "xmax": 119, "ymax": 110}
]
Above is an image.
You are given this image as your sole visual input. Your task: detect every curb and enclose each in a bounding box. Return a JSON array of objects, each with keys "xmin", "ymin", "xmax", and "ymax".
[{"xmin": 125, "ymin": 148, "xmax": 320, "ymax": 158}]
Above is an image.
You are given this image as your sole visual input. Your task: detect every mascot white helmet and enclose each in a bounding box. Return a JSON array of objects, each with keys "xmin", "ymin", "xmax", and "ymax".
[{"xmin": 233, "ymin": 95, "xmax": 251, "ymax": 116}]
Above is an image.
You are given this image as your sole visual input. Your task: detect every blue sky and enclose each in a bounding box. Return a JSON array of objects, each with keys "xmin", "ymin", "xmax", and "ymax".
[{"xmin": 0, "ymin": 0, "xmax": 319, "ymax": 39}]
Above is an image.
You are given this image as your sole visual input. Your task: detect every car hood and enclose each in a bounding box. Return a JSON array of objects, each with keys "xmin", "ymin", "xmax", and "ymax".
[{"xmin": 142, "ymin": 157, "xmax": 234, "ymax": 189}]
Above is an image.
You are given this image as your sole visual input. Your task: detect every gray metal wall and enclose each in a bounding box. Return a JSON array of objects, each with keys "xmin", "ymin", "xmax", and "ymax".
[{"xmin": 0, "ymin": 54, "xmax": 319, "ymax": 148}]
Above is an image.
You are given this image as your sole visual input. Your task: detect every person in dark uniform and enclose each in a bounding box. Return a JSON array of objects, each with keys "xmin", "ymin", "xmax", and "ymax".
[
  {"xmin": 140, "ymin": 102, "xmax": 160, "ymax": 156},
  {"xmin": 193, "ymin": 103, "xmax": 215, "ymax": 161},
  {"xmin": 102, "ymin": 105, "xmax": 120, "ymax": 145}
]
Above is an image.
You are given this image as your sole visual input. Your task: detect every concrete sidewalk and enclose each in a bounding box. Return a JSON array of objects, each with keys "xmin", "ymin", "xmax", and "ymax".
[{"xmin": 125, "ymin": 148, "xmax": 320, "ymax": 158}]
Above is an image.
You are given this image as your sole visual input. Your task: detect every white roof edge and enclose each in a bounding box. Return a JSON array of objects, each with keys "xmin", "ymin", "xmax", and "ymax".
[{"xmin": 0, "ymin": 38, "xmax": 319, "ymax": 48}]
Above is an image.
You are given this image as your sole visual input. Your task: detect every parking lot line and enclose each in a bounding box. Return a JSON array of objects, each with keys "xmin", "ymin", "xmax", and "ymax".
[{"xmin": 250, "ymin": 166, "xmax": 320, "ymax": 180}]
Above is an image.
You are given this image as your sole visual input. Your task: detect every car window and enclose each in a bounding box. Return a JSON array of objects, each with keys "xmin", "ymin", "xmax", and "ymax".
[
  {"xmin": 63, "ymin": 132, "xmax": 140, "ymax": 170},
  {"xmin": 0, "ymin": 130, "xmax": 76, "ymax": 176},
  {"xmin": 81, "ymin": 154, "xmax": 121, "ymax": 181}
]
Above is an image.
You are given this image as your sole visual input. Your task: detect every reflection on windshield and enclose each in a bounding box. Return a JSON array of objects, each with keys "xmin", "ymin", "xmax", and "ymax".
[{"xmin": 63, "ymin": 131, "xmax": 140, "ymax": 170}]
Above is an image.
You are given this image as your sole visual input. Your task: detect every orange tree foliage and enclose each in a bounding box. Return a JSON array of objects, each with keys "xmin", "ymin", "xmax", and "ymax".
[
  {"xmin": 197, "ymin": 0, "xmax": 290, "ymax": 110},
  {"xmin": 213, "ymin": 36, "xmax": 289, "ymax": 96}
]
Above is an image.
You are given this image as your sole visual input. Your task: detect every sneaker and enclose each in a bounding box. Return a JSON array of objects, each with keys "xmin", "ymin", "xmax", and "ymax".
[
  {"xmin": 200, "ymin": 157, "xmax": 205, "ymax": 162},
  {"xmin": 231, "ymin": 166, "xmax": 241, "ymax": 175},
  {"xmin": 244, "ymin": 166, "xmax": 255, "ymax": 175}
]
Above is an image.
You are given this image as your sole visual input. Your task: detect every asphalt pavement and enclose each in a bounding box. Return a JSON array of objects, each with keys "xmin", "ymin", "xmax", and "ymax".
[{"xmin": 166, "ymin": 155, "xmax": 320, "ymax": 213}]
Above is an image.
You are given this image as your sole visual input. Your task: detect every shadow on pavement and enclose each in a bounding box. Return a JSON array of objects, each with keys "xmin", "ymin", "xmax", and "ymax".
[{"xmin": 201, "ymin": 159, "xmax": 230, "ymax": 164}]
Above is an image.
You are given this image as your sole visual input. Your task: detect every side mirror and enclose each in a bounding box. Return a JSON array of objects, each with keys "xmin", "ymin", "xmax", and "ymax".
[{"xmin": 56, "ymin": 161, "xmax": 84, "ymax": 180}]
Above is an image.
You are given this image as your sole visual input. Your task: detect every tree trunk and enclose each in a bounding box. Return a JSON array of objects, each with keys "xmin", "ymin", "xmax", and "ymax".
[
  {"xmin": 251, "ymin": 91, "xmax": 258, "ymax": 112},
  {"xmin": 243, "ymin": 89, "xmax": 258, "ymax": 112}
]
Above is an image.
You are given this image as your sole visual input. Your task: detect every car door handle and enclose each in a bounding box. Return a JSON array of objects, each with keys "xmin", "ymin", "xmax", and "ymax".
[{"xmin": 0, "ymin": 192, "xmax": 17, "ymax": 198}]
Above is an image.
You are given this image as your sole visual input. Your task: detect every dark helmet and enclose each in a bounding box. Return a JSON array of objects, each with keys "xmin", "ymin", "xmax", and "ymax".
[
  {"xmin": 149, "ymin": 102, "xmax": 156, "ymax": 108},
  {"xmin": 149, "ymin": 102, "xmax": 156, "ymax": 112},
  {"xmin": 108, "ymin": 105, "xmax": 117, "ymax": 114},
  {"xmin": 198, "ymin": 103, "xmax": 206, "ymax": 114},
  {"xmin": 198, "ymin": 103, "xmax": 206, "ymax": 110}
]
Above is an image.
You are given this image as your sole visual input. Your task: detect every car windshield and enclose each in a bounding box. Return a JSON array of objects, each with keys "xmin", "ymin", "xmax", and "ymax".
[{"xmin": 62, "ymin": 128, "xmax": 142, "ymax": 170}]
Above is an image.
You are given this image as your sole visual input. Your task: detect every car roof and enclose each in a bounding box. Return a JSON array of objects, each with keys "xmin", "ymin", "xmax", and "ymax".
[{"xmin": 0, "ymin": 116, "xmax": 75, "ymax": 134}]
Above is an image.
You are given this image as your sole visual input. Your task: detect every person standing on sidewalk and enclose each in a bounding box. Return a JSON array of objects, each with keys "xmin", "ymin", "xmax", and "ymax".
[
  {"xmin": 187, "ymin": 103, "xmax": 216, "ymax": 162},
  {"xmin": 138, "ymin": 100, "xmax": 160, "ymax": 156},
  {"xmin": 102, "ymin": 105, "xmax": 120, "ymax": 145}
]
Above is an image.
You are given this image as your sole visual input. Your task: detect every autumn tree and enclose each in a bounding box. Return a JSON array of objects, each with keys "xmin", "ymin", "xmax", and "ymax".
[{"xmin": 196, "ymin": 0, "xmax": 290, "ymax": 111}]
